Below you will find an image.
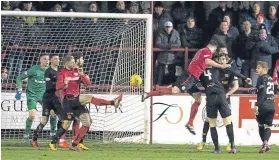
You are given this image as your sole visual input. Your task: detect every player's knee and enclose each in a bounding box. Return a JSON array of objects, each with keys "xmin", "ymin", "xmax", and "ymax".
[
  {"xmin": 29, "ymin": 113, "xmax": 36, "ymax": 120},
  {"xmin": 62, "ymin": 120, "xmax": 72, "ymax": 130},
  {"xmin": 205, "ymin": 117, "xmax": 209, "ymax": 122},
  {"xmin": 193, "ymin": 93, "xmax": 202, "ymax": 103},
  {"xmin": 79, "ymin": 113, "xmax": 91, "ymax": 127},
  {"xmin": 223, "ymin": 116, "xmax": 232, "ymax": 126},
  {"xmin": 264, "ymin": 124, "xmax": 271, "ymax": 129},
  {"xmin": 208, "ymin": 118, "xmax": 217, "ymax": 127},
  {"xmin": 41, "ymin": 116, "xmax": 49, "ymax": 125},
  {"xmin": 79, "ymin": 95, "xmax": 92, "ymax": 105},
  {"xmin": 65, "ymin": 113, "xmax": 74, "ymax": 121},
  {"xmin": 258, "ymin": 123, "xmax": 264, "ymax": 127},
  {"xmin": 172, "ymin": 86, "xmax": 180, "ymax": 94}
]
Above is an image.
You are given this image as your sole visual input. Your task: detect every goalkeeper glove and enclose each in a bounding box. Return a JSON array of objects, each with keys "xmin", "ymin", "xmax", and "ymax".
[{"xmin": 15, "ymin": 89, "xmax": 22, "ymax": 100}]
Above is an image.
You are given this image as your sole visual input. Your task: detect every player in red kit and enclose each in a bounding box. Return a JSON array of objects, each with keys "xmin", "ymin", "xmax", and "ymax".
[
  {"xmin": 142, "ymin": 40, "xmax": 231, "ymax": 134},
  {"xmin": 49, "ymin": 54, "xmax": 123, "ymax": 151}
]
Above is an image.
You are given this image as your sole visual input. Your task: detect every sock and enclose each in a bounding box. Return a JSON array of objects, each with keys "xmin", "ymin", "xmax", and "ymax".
[
  {"xmin": 33, "ymin": 123, "xmax": 45, "ymax": 141},
  {"xmin": 50, "ymin": 116, "xmax": 57, "ymax": 134},
  {"xmin": 202, "ymin": 121, "xmax": 209, "ymax": 143},
  {"xmin": 210, "ymin": 127, "xmax": 219, "ymax": 150},
  {"xmin": 226, "ymin": 123, "xmax": 235, "ymax": 148},
  {"xmin": 71, "ymin": 121, "xmax": 80, "ymax": 141},
  {"xmin": 264, "ymin": 128, "xmax": 271, "ymax": 143},
  {"xmin": 259, "ymin": 126, "xmax": 264, "ymax": 143},
  {"xmin": 25, "ymin": 118, "xmax": 33, "ymax": 137},
  {"xmin": 187, "ymin": 102, "xmax": 200, "ymax": 126},
  {"xmin": 91, "ymin": 97, "xmax": 112, "ymax": 105},
  {"xmin": 51, "ymin": 128, "xmax": 66, "ymax": 144},
  {"xmin": 148, "ymin": 88, "xmax": 172, "ymax": 96},
  {"xmin": 72, "ymin": 126, "xmax": 89, "ymax": 146}
]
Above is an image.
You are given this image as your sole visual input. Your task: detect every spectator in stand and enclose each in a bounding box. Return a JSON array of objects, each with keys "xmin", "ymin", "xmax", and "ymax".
[
  {"xmin": 246, "ymin": 2, "xmax": 262, "ymax": 28},
  {"xmin": 111, "ymin": 1, "xmax": 126, "ymax": 13},
  {"xmin": 251, "ymin": 24, "xmax": 278, "ymax": 86},
  {"xmin": 179, "ymin": 16, "xmax": 203, "ymax": 49},
  {"xmin": 235, "ymin": 20, "xmax": 257, "ymax": 85},
  {"xmin": 52, "ymin": 3, "xmax": 62, "ymax": 12},
  {"xmin": 2, "ymin": 1, "xmax": 11, "ymax": 10},
  {"xmin": 231, "ymin": 1, "xmax": 241, "ymax": 27},
  {"xmin": 126, "ymin": 2, "xmax": 139, "ymax": 14},
  {"xmin": 155, "ymin": 21, "xmax": 181, "ymax": 85},
  {"xmin": 215, "ymin": 14, "xmax": 239, "ymax": 39},
  {"xmin": 266, "ymin": 2, "xmax": 278, "ymax": 33},
  {"xmin": 272, "ymin": 59, "xmax": 279, "ymax": 90},
  {"xmin": 88, "ymin": 2, "xmax": 99, "ymax": 23},
  {"xmin": 271, "ymin": 20, "xmax": 279, "ymax": 46},
  {"xmin": 251, "ymin": 14, "xmax": 268, "ymax": 35},
  {"xmin": 171, "ymin": 2, "xmax": 193, "ymax": 29},
  {"xmin": 21, "ymin": 1, "xmax": 37, "ymax": 25},
  {"xmin": 211, "ymin": 21, "xmax": 235, "ymax": 59},
  {"xmin": 238, "ymin": 1, "xmax": 250, "ymax": 29},
  {"xmin": 208, "ymin": 1, "xmax": 232, "ymax": 36},
  {"xmin": 153, "ymin": 1, "xmax": 172, "ymax": 45}
]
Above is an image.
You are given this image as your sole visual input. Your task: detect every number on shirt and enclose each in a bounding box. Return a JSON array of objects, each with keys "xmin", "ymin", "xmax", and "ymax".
[
  {"xmin": 204, "ymin": 70, "xmax": 212, "ymax": 80},
  {"xmin": 266, "ymin": 82, "xmax": 274, "ymax": 95}
]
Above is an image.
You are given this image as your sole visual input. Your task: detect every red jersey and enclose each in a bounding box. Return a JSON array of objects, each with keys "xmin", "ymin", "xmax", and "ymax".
[
  {"xmin": 273, "ymin": 60, "xmax": 279, "ymax": 84},
  {"xmin": 56, "ymin": 68, "xmax": 91, "ymax": 99},
  {"xmin": 187, "ymin": 47, "xmax": 213, "ymax": 79}
]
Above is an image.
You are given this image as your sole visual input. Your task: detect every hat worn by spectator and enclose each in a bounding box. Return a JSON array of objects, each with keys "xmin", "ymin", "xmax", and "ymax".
[
  {"xmin": 154, "ymin": 1, "xmax": 163, "ymax": 8},
  {"xmin": 269, "ymin": 2, "xmax": 278, "ymax": 10},
  {"xmin": 258, "ymin": 13, "xmax": 265, "ymax": 20},
  {"xmin": 259, "ymin": 23, "xmax": 267, "ymax": 30},
  {"xmin": 164, "ymin": 21, "xmax": 173, "ymax": 27}
]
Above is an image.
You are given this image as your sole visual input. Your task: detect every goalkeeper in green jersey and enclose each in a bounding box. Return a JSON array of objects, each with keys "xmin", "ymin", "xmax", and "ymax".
[{"xmin": 15, "ymin": 54, "xmax": 57, "ymax": 144}]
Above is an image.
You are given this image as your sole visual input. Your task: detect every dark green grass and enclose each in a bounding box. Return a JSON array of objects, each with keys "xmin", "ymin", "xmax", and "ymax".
[{"xmin": 1, "ymin": 141, "xmax": 279, "ymax": 160}]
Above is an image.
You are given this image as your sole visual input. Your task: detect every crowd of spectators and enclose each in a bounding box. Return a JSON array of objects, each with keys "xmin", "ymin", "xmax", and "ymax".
[
  {"xmin": 1, "ymin": 1, "xmax": 279, "ymax": 89},
  {"xmin": 153, "ymin": 1, "xmax": 279, "ymax": 87}
]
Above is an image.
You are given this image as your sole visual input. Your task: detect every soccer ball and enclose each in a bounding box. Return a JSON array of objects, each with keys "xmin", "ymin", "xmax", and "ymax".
[{"xmin": 130, "ymin": 74, "xmax": 142, "ymax": 87}]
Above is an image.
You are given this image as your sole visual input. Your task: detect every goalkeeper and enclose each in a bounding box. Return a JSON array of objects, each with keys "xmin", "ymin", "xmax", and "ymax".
[{"xmin": 15, "ymin": 54, "xmax": 57, "ymax": 144}]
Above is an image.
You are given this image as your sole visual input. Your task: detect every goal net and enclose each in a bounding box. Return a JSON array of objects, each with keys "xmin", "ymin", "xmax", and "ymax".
[{"xmin": 1, "ymin": 11, "xmax": 152, "ymax": 144}]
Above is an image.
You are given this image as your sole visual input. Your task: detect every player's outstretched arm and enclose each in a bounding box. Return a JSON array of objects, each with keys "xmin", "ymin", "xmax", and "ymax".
[
  {"xmin": 223, "ymin": 67, "xmax": 252, "ymax": 86},
  {"xmin": 15, "ymin": 67, "xmax": 36, "ymax": 100},
  {"xmin": 205, "ymin": 58, "xmax": 230, "ymax": 69}
]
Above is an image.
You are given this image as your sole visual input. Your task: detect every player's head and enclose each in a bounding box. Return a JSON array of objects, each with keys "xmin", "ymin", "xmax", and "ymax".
[
  {"xmin": 256, "ymin": 61, "xmax": 269, "ymax": 76},
  {"xmin": 213, "ymin": 52, "xmax": 227, "ymax": 65},
  {"xmin": 63, "ymin": 55, "xmax": 75, "ymax": 70},
  {"xmin": 39, "ymin": 54, "xmax": 50, "ymax": 67},
  {"xmin": 50, "ymin": 54, "xmax": 60, "ymax": 67},
  {"xmin": 207, "ymin": 40, "xmax": 218, "ymax": 53},
  {"xmin": 72, "ymin": 51, "xmax": 84, "ymax": 67}
]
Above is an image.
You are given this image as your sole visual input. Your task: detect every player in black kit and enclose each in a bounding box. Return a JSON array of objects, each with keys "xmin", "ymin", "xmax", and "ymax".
[
  {"xmin": 31, "ymin": 54, "xmax": 68, "ymax": 148},
  {"xmin": 250, "ymin": 61, "xmax": 275, "ymax": 153},
  {"xmin": 198, "ymin": 52, "xmax": 252, "ymax": 154}
]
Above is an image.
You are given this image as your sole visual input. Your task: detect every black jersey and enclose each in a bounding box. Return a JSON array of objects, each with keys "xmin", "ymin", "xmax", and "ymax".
[
  {"xmin": 256, "ymin": 74, "xmax": 275, "ymax": 108},
  {"xmin": 219, "ymin": 70, "xmax": 238, "ymax": 92},
  {"xmin": 200, "ymin": 67, "xmax": 247, "ymax": 95},
  {"xmin": 43, "ymin": 67, "xmax": 58, "ymax": 98}
]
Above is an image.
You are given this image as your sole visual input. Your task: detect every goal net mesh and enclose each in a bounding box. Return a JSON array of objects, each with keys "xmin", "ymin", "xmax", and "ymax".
[{"xmin": 1, "ymin": 13, "xmax": 149, "ymax": 143}]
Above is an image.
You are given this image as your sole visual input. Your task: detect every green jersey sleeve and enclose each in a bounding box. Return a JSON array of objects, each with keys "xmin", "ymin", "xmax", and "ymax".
[{"xmin": 16, "ymin": 66, "xmax": 37, "ymax": 89}]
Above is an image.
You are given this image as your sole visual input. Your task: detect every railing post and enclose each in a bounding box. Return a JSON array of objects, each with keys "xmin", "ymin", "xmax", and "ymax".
[{"xmin": 184, "ymin": 47, "xmax": 189, "ymax": 70}]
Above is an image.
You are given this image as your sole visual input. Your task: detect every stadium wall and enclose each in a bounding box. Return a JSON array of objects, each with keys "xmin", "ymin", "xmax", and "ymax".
[{"xmin": 152, "ymin": 95, "xmax": 279, "ymax": 145}]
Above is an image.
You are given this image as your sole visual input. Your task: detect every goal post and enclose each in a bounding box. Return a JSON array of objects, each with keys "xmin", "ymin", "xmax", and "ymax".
[{"xmin": 1, "ymin": 11, "xmax": 152, "ymax": 144}]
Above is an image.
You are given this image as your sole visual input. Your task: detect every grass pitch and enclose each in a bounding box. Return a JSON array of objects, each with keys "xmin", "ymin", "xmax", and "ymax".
[{"xmin": 1, "ymin": 141, "xmax": 279, "ymax": 160}]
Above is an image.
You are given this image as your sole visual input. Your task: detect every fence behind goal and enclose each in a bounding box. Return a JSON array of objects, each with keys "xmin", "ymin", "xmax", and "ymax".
[{"xmin": 1, "ymin": 11, "xmax": 152, "ymax": 143}]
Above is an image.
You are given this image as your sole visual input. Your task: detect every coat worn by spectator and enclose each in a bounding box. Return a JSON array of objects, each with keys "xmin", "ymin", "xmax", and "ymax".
[
  {"xmin": 271, "ymin": 20, "xmax": 279, "ymax": 46},
  {"xmin": 178, "ymin": 17, "xmax": 203, "ymax": 48},
  {"xmin": 171, "ymin": 2, "xmax": 193, "ymax": 28},
  {"xmin": 251, "ymin": 24, "xmax": 278, "ymax": 70},
  {"xmin": 155, "ymin": 21, "xmax": 181, "ymax": 85}
]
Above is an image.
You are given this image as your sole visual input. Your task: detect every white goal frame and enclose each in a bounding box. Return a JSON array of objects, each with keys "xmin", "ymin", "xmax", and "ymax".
[{"xmin": 1, "ymin": 11, "xmax": 152, "ymax": 144}]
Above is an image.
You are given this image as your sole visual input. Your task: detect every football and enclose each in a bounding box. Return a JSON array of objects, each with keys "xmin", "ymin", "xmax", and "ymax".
[{"xmin": 130, "ymin": 74, "xmax": 142, "ymax": 87}]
